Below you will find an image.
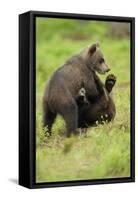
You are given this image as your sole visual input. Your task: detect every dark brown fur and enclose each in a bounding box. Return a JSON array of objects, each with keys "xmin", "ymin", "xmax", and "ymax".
[{"xmin": 77, "ymin": 74, "xmax": 116, "ymax": 128}]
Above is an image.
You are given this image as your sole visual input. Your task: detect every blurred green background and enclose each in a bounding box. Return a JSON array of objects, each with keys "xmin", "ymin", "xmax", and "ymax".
[{"xmin": 36, "ymin": 17, "xmax": 130, "ymax": 183}]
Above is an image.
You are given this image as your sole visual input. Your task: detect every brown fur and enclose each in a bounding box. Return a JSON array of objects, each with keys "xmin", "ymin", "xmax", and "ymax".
[
  {"xmin": 43, "ymin": 43, "xmax": 110, "ymax": 136},
  {"xmin": 77, "ymin": 74, "xmax": 116, "ymax": 128}
]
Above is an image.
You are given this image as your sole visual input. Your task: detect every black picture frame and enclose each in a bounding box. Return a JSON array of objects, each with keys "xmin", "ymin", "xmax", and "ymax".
[{"xmin": 19, "ymin": 10, "xmax": 135, "ymax": 189}]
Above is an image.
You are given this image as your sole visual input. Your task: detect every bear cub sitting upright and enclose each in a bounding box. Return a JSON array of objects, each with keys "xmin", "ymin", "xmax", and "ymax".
[{"xmin": 43, "ymin": 42, "xmax": 111, "ymax": 136}]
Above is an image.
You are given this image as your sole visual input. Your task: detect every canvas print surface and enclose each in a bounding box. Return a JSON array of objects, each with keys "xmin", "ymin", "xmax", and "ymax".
[{"xmin": 36, "ymin": 17, "xmax": 130, "ymax": 183}]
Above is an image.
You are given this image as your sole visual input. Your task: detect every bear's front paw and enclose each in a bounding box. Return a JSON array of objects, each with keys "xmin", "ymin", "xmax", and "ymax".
[
  {"xmin": 105, "ymin": 74, "xmax": 117, "ymax": 93},
  {"xmin": 106, "ymin": 74, "xmax": 116, "ymax": 83}
]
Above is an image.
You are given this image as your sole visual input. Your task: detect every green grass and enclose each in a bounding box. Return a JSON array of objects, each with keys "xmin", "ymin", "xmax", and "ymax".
[{"xmin": 36, "ymin": 18, "xmax": 130, "ymax": 182}]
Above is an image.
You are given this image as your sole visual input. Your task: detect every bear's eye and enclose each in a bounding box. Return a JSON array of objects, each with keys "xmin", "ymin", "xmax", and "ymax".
[{"xmin": 99, "ymin": 58, "xmax": 104, "ymax": 64}]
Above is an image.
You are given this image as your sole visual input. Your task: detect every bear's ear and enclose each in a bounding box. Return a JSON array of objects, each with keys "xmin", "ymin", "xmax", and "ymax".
[
  {"xmin": 88, "ymin": 43, "xmax": 97, "ymax": 55},
  {"xmin": 88, "ymin": 42, "xmax": 100, "ymax": 55},
  {"xmin": 96, "ymin": 41, "xmax": 100, "ymax": 47}
]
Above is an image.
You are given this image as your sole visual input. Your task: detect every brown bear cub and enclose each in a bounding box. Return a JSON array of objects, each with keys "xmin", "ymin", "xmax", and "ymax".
[
  {"xmin": 76, "ymin": 74, "xmax": 116, "ymax": 128},
  {"xmin": 43, "ymin": 42, "xmax": 110, "ymax": 137}
]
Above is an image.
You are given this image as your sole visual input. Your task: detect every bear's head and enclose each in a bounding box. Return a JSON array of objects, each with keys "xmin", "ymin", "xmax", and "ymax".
[{"xmin": 86, "ymin": 42, "xmax": 110, "ymax": 74}]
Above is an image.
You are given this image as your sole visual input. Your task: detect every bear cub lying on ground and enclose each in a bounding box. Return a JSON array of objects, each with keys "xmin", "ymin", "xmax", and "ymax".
[{"xmin": 76, "ymin": 74, "xmax": 116, "ymax": 128}]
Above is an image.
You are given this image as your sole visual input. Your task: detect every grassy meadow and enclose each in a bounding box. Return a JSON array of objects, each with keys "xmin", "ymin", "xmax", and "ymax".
[{"xmin": 36, "ymin": 18, "xmax": 130, "ymax": 183}]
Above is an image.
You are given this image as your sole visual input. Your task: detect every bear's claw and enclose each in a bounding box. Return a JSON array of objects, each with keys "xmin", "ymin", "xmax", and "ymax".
[
  {"xmin": 106, "ymin": 74, "xmax": 116, "ymax": 84},
  {"xmin": 105, "ymin": 74, "xmax": 117, "ymax": 93}
]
